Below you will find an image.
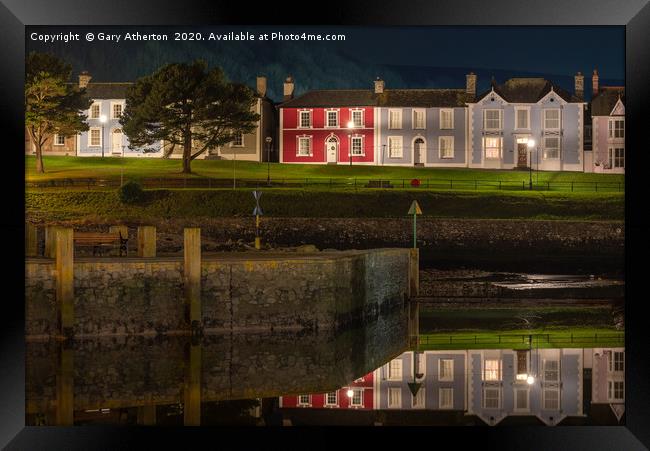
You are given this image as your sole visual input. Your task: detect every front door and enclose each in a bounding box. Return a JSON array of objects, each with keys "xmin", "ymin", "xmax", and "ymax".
[
  {"xmin": 414, "ymin": 138, "xmax": 425, "ymax": 165},
  {"xmin": 326, "ymin": 138, "xmax": 338, "ymax": 163},
  {"xmin": 112, "ymin": 129, "xmax": 124, "ymax": 155},
  {"xmin": 517, "ymin": 143, "xmax": 528, "ymax": 168}
]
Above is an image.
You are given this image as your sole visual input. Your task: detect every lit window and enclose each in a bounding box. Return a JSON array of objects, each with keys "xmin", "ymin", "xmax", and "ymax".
[
  {"xmin": 484, "ymin": 137, "xmax": 502, "ymax": 159},
  {"xmin": 388, "ymin": 137, "xmax": 403, "ymax": 159},
  {"xmin": 351, "ymin": 110, "xmax": 364, "ymax": 127},
  {"xmin": 483, "ymin": 387, "xmax": 500, "ymax": 409},
  {"xmin": 89, "ymin": 128, "xmax": 101, "ymax": 147},
  {"xmin": 297, "ymin": 137, "xmax": 311, "ymax": 156},
  {"xmin": 326, "ymin": 110, "xmax": 338, "ymax": 127},
  {"xmin": 388, "ymin": 359, "xmax": 402, "ymax": 380},
  {"xmin": 543, "ymin": 389, "xmax": 559, "ymax": 410},
  {"xmin": 439, "ymin": 359, "xmax": 454, "ymax": 381},
  {"xmin": 325, "ymin": 392, "xmax": 338, "ymax": 406},
  {"xmin": 389, "ymin": 109, "xmax": 402, "ymax": 129},
  {"xmin": 412, "ymin": 387, "xmax": 426, "ymax": 408},
  {"xmin": 516, "ymin": 108, "xmax": 529, "ymax": 129},
  {"xmin": 299, "ymin": 110, "xmax": 311, "ymax": 128},
  {"xmin": 90, "ymin": 103, "xmax": 101, "ymax": 119},
  {"xmin": 439, "ymin": 137, "xmax": 454, "ymax": 159},
  {"xmin": 388, "ymin": 387, "xmax": 401, "ymax": 408},
  {"xmin": 350, "ymin": 136, "xmax": 363, "ymax": 156},
  {"xmin": 232, "ymin": 134, "xmax": 244, "ymax": 146},
  {"xmin": 298, "ymin": 394, "xmax": 311, "ymax": 406},
  {"xmin": 609, "ymin": 119, "xmax": 624, "ymax": 138},
  {"xmin": 413, "ymin": 109, "xmax": 426, "ymax": 129},
  {"xmin": 351, "ymin": 388, "xmax": 363, "ymax": 407},
  {"xmin": 609, "ymin": 148, "xmax": 624, "ymax": 169},
  {"xmin": 484, "ymin": 109, "xmax": 501, "ymax": 130},
  {"xmin": 609, "ymin": 351, "xmax": 625, "ymax": 372},
  {"xmin": 543, "ymin": 137, "xmax": 560, "ymax": 159},
  {"xmin": 608, "ymin": 381, "xmax": 624, "ymax": 401},
  {"xmin": 544, "ymin": 109, "xmax": 560, "ymax": 130},
  {"xmin": 112, "ymin": 103, "xmax": 122, "ymax": 119},
  {"xmin": 484, "ymin": 359, "xmax": 501, "ymax": 381},
  {"xmin": 440, "ymin": 109, "xmax": 454, "ymax": 129},
  {"xmin": 439, "ymin": 388, "xmax": 453, "ymax": 409},
  {"xmin": 543, "ymin": 360, "xmax": 559, "ymax": 382},
  {"xmin": 53, "ymin": 134, "xmax": 65, "ymax": 146}
]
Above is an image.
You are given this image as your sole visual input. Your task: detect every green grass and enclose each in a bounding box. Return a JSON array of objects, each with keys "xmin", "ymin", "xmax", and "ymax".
[{"xmin": 26, "ymin": 156, "xmax": 625, "ymax": 186}]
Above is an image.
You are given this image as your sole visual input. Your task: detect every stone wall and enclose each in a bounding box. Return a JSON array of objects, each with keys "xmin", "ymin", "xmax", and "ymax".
[{"xmin": 25, "ymin": 249, "xmax": 410, "ymax": 337}]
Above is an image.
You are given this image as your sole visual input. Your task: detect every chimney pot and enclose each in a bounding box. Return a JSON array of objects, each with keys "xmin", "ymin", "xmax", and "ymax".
[
  {"xmin": 283, "ymin": 76, "xmax": 295, "ymax": 101},
  {"xmin": 374, "ymin": 77, "xmax": 385, "ymax": 94},
  {"xmin": 256, "ymin": 76, "xmax": 267, "ymax": 97},
  {"xmin": 79, "ymin": 71, "xmax": 91, "ymax": 89}
]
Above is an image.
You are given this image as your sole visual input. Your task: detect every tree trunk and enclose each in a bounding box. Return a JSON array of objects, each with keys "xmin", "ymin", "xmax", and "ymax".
[
  {"xmin": 35, "ymin": 140, "xmax": 45, "ymax": 174},
  {"xmin": 182, "ymin": 133, "xmax": 192, "ymax": 174}
]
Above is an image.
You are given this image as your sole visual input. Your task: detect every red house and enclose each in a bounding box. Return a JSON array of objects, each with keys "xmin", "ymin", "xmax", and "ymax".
[
  {"xmin": 279, "ymin": 371, "xmax": 374, "ymax": 410},
  {"xmin": 279, "ymin": 76, "xmax": 377, "ymax": 165}
]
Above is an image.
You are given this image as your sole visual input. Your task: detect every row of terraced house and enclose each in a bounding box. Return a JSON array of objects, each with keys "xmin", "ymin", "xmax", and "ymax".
[{"xmin": 26, "ymin": 70, "xmax": 625, "ymax": 173}]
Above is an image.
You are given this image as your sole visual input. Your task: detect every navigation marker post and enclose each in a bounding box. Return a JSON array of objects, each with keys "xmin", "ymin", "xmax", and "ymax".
[
  {"xmin": 407, "ymin": 200, "xmax": 423, "ymax": 249},
  {"xmin": 252, "ymin": 190, "xmax": 263, "ymax": 250}
]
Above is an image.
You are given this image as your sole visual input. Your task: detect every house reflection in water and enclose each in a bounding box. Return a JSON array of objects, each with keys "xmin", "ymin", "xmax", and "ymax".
[{"xmin": 280, "ymin": 347, "xmax": 625, "ymax": 426}]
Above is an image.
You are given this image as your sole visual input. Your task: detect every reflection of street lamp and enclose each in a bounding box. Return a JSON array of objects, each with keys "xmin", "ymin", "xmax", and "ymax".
[
  {"xmin": 347, "ymin": 120, "xmax": 355, "ymax": 167},
  {"xmin": 265, "ymin": 136, "xmax": 272, "ymax": 185},
  {"xmin": 527, "ymin": 375, "xmax": 535, "ymax": 385},
  {"xmin": 100, "ymin": 115, "xmax": 108, "ymax": 158},
  {"xmin": 527, "ymin": 139, "xmax": 535, "ymax": 190}
]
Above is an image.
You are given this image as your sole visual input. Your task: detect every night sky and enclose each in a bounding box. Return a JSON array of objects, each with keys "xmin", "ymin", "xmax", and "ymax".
[{"xmin": 27, "ymin": 26, "xmax": 624, "ymax": 101}]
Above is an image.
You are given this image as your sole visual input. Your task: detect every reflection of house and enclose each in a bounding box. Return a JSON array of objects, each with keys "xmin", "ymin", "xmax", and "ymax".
[
  {"xmin": 279, "ymin": 371, "xmax": 374, "ymax": 410},
  {"xmin": 590, "ymin": 347, "xmax": 625, "ymax": 423}
]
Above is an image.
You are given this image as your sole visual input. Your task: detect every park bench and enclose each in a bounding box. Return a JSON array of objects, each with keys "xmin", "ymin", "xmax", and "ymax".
[
  {"xmin": 366, "ymin": 180, "xmax": 393, "ymax": 188},
  {"xmin": 74, "ymin": 231, "xmax": 128, "ymax": 257}
]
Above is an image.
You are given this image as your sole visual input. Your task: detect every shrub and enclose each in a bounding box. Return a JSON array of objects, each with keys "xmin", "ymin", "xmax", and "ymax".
[{"xmin": 118, "ymin": 181, "xmax": 144, "ymax": 204}]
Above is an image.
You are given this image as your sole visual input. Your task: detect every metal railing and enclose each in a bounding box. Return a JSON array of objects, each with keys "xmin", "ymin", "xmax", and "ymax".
[{"xmin": 415, "ymin": 331, "xmax": 624, "ymax": 348}]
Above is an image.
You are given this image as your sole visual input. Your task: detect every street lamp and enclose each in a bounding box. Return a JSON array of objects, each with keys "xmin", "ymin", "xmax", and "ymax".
[
  {"xmin": 347, "ymin": 120, "xmax": 355, "ymax": 167},
  {"xmin": 99, "ymin": 115, "xmax": 108, "ymax": 158},
  {"xmin": 527, "ymin": 139, "xmax": 535, "ymax": 190},
  {"xmin": 265, "ymin": 136, "xmax": 272, "ymax": 185},
  {"xmin": 346, "ymin": 389, "xmax": 354, "ymax": 398}
]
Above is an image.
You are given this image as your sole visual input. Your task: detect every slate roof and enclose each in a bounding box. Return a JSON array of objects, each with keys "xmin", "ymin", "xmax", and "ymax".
[
  {"xmin": 591, "ymin": 87, "xmax": 625, "ymax": 116},
  {"xmin": 280, "ymin": 89, "xmax": 472, "ymax": 108},
  {"xmin": 66, "ymin": 82, "xmax": 133, "ymax": 99},
  {"xmin": 475, "ymin": 77, "xmax": 582, "ymax": 103}
]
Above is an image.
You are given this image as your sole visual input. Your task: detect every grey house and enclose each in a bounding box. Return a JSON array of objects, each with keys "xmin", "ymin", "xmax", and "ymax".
[
  {"xmin": 467, "ymin": 77, "xmax": 586, "ymax": 172},
  {"xmin": 375, "ymin": 75, "xmax": 475, "ymax": 167}
]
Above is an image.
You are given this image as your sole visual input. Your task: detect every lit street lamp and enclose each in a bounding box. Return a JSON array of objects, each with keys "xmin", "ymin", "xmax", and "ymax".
[
  {"xmin": 265, "ymin": 136, "xmax": 272, "ymax": 185},
  {"xmin": 527, "ymin": 139, "xmax": 536, "ymax": 190},
  {"xmin": 347, "ymin": 120, "xmax": 355, "ymax": 167},
  {"xmin": 100, "ymin": 115, "xmax": 108, "ymax": 158}
]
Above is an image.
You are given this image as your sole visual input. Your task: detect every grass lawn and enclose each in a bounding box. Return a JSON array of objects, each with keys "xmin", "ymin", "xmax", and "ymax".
[{"xmin": 26, "ymin": 156, "xmax": 625, "ymax": 187}]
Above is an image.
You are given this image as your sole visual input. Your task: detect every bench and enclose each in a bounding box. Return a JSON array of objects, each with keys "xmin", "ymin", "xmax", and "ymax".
[
  {"xmin": 366, "ymin": 180, "xmax": 393, "ymax": 188},
  {"xmin": 74, "ymin": 231, "xmax": 128, "ymax": 256}
]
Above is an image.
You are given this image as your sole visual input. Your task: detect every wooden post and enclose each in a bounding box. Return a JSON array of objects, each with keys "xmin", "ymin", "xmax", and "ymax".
[
  {"xmin": 137, "ymin": 226, "xmax": 156, "ymax": 257},
  {"xmin": 56, "ymin": 228, "xmax": 74, "ymax": 337},
  {"xmin": 26, "ymin": 223, "xmax": 38, "ymax": 257},
  {"xmin": 183, "ymin": 341, "xmax": 201, "ymax": 426},
  {"xmin": 409, "ymin": 301, "xmax": 419, "ymax": 342},
  {"xmin": 55, "ymin": 342, "xmax": 74, "ymax": 426},
  {"xmin": 109, "ymin": 225, "xmax": 128, "ymax": 239},
  {"xmin": 184, "ymin": 228, "xmax": 201, "ymax": 331},
  {"xmin": 409, "ymin": 248, "xmax": 419, "ymax": 298},
  {"xmin": 44, "ymin": 226, "xmax": 59, "ymax": 258},
  {"xmin": 137, "ymin": 404, "xmax": 157, "ymax": 426}
]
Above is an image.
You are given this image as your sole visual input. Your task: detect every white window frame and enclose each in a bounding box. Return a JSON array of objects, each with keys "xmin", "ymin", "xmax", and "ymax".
[
  {"xmin": 483, "ymin": 137, "xmax": 502, "ymax": 160},
  {"xmin": 608, "ymin": 118, "xmax": 625, "ymax": 139},
  {"xmin": 296, "ymin": 135, "xmax": 312, "ymax": 157},
  {"xmin": 543, "ymin": 388, "xmax": 560, "ymax": 410},
  {"xmin": 388, "ymin": 387, "xmax": 401, "ymax": 408},
  {"xmin": 350, "ymin": 108, "xmax": 364, "ymax": 128},
  {"xmin": 440, "ymin": 108, "xmax": 454, "ymax": 130},
  {"xmin": 608, "ymin": 380, "xmax": 624, "ymax": 402},
  {"xmin": 483, "ymin": 387, "xmax": 501, "ymax": 409},
  {"xmin": 90, "ymin": 102, "xmax": 101, "ymax": 119},
  {"xmin": 543, "ymin": 136, "xmax": 560, "ymax": 160},
  {"xmin": 349, "ymin": 135, "xmax": 364, "ymax": 156},
  {"xmin": 53, "ymin": 134, "xmax": 65, "ymax": 146},
  {"xmin": 483, "ymin": 109, "xmax": 502, "ymax": 130},
  {"xmin": 609, "ymin": 351, "xmax": 625, "ymax": 372},
  {"xmin": 89, "ymin": 127, "xmax": 102, "ymax": 147},
  {"xmin": 514, "ymin": 388, "xmax": 530, "ymax": 412},
  {"xmin": 350, "ymin": 388, "xmax": 364, "ymax": 407},
  {"xmin": 515, "ymin": 106, "xmax": 530, "ymax": 130},
  {"xmin": 388, "ymin": 109, "xmax": 402, "ymax": 130},
  {"xmin": 298, "ymin": 109, "xmax": 312, "ymax": 129},
  {"xmin": 325, "ymin": 109, "xmax": 339, "ymax": 128},
  {"xmin": 416, "ymin": 352, "xmax": 426, "ymax": 379},
  {"xmin": 387, "ymin": 136, "xmax": 403, "ymax": 159},
  {"xmin": 439, "ymin": 388, "xmax": 454, "ymax": 409},
  {"xmin": 230, "ymin": 134, "xmax": 244, "ymax": 147},
  {"xmin": 110, "ymin": 101, "xmax": 124, "ymax": 119},
  {"xmin": 483, "ymin": 359, "xmax": 502, "ymax": 381},
  {"xmin": 412, "ymin": 109, "xmax": 426, "ymax": 129},
  {"xmin": 297, "ymin": 394, "xmax": 311, "ymax": 407},
  {"xmin": 543, "ymin": 108, "xmax": 561, "ymax": 131},
  {"xmin": 438, "ymin": 358, "xmax": 454, "ymax": 382},
  {"xmin": 388, "ymin": 359, "xmax": 402, "ymax": 381},
  {"xmin": 325, "ymin": 391, "xmax": 338, "ymax": 407},
  {"xmin": 412, "ymin": 387, "xmax": 426, "ymax": 409},
  {"xmin": 543, "ymin": 359, "xmax": 560, "ymax": 382},
  {"xmin": 439, "ymin": 136, "xmax": 455, "ymax": 159},
  {"xmin": 608, "ymin": 147, "xmax": 625, "ymax": 169}
]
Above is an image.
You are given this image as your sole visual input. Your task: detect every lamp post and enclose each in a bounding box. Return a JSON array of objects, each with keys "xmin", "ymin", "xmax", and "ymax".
[
  {"xmin": 347, "ymin": 120, "xmax": 355, "ymax": 167},
  {"xmin": 99, "ymin": 115, "xmax": 107, "ymax": 158},
  {"xmin": 265, "ymin": 136, "xmax": 272, "ymax": 186},
  {"xmin": 527, "ymin": 139, "xmax": 535, "ymax": 190}
]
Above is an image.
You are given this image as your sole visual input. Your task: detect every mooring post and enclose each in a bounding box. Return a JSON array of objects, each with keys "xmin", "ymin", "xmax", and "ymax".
[
  {"xmin": 137, "ymin": 226, "xmax": 156, "ymax": 257},
  {"xmin": 137, "ymin": 396, "xmax": 157, "ymax": 426},
  {"xmin": 26, "ymin": 222, "xmax": 38, "ymax": 257},
  {"xmin": 409, "ymin": 248, "xmax": 420, "ymax": 298},
  {"xmin": 55, "ymin": 228, "xmax": 74, "ymax": 338},
  {"xmin": 409, "ymin": 301, "xmax": 420, "ymax": 342},
  {"xmin": 44, "ymin": 225, "xmax": 60, "ymax": 258},
  {"xmin": 55, "ymin": 341, "xmax": 74, "ymax": 426},
  {"xmin": 184, "ymin": 228, "xmax": 202, "ymax": 333},
  {"xmin": 183, "ymin": 341, "xmax": 201, "ymax": 426}
]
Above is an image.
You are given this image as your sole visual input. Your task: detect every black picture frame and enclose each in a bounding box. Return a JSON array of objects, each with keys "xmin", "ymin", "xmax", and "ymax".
[{"xmin": 2, "ymin": 0, "xmax": 649, "ymax": 448}]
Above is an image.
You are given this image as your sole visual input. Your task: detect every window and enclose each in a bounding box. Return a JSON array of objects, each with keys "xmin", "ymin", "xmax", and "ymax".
[
  {"xmin": 351, "ymin": 109, "xmax": 364, "ymax": 127},
  {"xmin": 483, "ymin": 109, "xmax": 502, "ymax": 130},
  {"xmin": 298, "ymin": 110, "xmax": 311, "ymax": 128},
  {"xmin": 543, "ymin": 137, "xmax": 560, "ymax": 159},
  {"xmin": 609, "ymin": 119, "xmax": 624, "ymax": 138},
  {"xmin": 416, "ymin": 352, "xmax": 426, "ymax": 378},
  {"xmin": 326, "ymin": 110, "xmax": 338, "ymax": 127},
  {"xmin": 231, "ymin": 134, "xmax": 244, "ymax": 147},
  {"xmin": 413, "ymin": 109, "xmax": 426, "ymax": 129},
  {"xmin": 388, "ymin": 136, "xmax": 403, "ymax": 159},
  {"xmin": 298, "ymin": 394, "xmax": 311, "ymax": 406},
  {"xmin": 483, "ymin": 387, "xmax": 500, "ymax": 409},
  {"xmin": 439, "ymin": 136, "xmax": 454, "ymax": 159},
  {"xmin": 543, "ymin": 109, "xmax": 560, "ymax": 130},
  {"xmin": 389, "ymin": 109, "xmax": 402, "ymax": 129},
  {"xmin": 608, "ymin": 381, "xmax": 624, "ymax": 401},
  {"xmin": 53, "ymin": 134, "xmax": 65, "ymax": 146},
  {"xmin": 543, "ymin": 389, "xmax": 559, "ymax": 410},
  {"xmin": 484, "ymin": 359, "xmax": 501, "ymax": 381},
  {"xmin": 439, "ymin": 359, "xmax": 454, "ymax": 382},
  {"xmin": 388, "ymin": 387, "xmax": 401, "ymax": 408},
  {"xmin": 440, "ymin": 109, "xmax": 454, "ymax": 129},
  {"xmin": 439, "ymin": 388, "xmax": 453, "ymax": 409},
  {"xmin": 351, "ymin": 388, "xmax": 363, "ymax": 407},
  {"xmin": 297, "ymin": 136, "xmax": 312, "ymax": 156},
  {"xmin": 325, "ymin": 392, "xmax": 338, "ymax": 406},
  {"xmin": 90, "ymin": 102, "xmax": 101, "ymax": 119},
  {"xmin": 112, "ymin": 103, "xmax": 123, "ymax": 119},
  {"xmin": 609, "ymin": 147, "xmax": 625, "ymax": 169},
  {"xmin": 515, "ymin": 107, "xmax": 530, "ymax": 129},
  {"xmin": 609, "ymin": 351, "xmax": 625, "ymax": 372},
  {"xmin": 543, "ymin": 360, "xmax": 559, "ymax": 382},
  {"xmin": 388, "ymin": 359, "xmax": 402, "ymax": 380},
  {"xmin": 515, "ymin": 388, "xmax": 529, "ymax": 411},
  {"xmin": 412, "ymin": 387, "xmax": 425, "ymax": 408},
  {"xmin": 89, "ymin": 128, "xmax": 101, "ymax": 147},
  {"xmin": 483, "ymin": 137, "xmax": 502, "ymax": 159},
  {"xmin": 350, "ymin": 136, "xmax": 363, "ymax": 156}
]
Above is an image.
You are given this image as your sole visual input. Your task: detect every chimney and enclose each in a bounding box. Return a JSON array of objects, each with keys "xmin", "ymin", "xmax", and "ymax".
[
  {"xmin": 374, "ymin": 77, "xmax": 385, "ymax": 94},
  {"xmin": 283, "ymin": 76, "xmax": 294, "ymax": 101},
  {"xmin": 574, "ymin": 71, "xmax": 584, "ymax": 100},
  {"xmin": 592, "ymin": 69, "xmax": 599, "ymax": 97},
  {"xmin": 79, "ymin": 71, "xmax": 91, "ymax": 89},
  {"xmin": 256, "ymin": 76, "xmax": 267, "ymax": 97},
  {"xmin": 466, "ymin": 72, "xmax": 477, "ymax": 96}
]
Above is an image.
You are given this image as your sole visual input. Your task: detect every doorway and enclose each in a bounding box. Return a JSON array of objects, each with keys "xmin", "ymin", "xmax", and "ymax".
[
  {"xmin": 326, "ymin": 136, "xmax": 338, "ymax": 164},
  {"xmin": 517, "ymin": 142, "xmax": 528, "ymax": 168},
  {"xmin": 414, "ymin": 137, "xmax": 425, "ymax": 165}
]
